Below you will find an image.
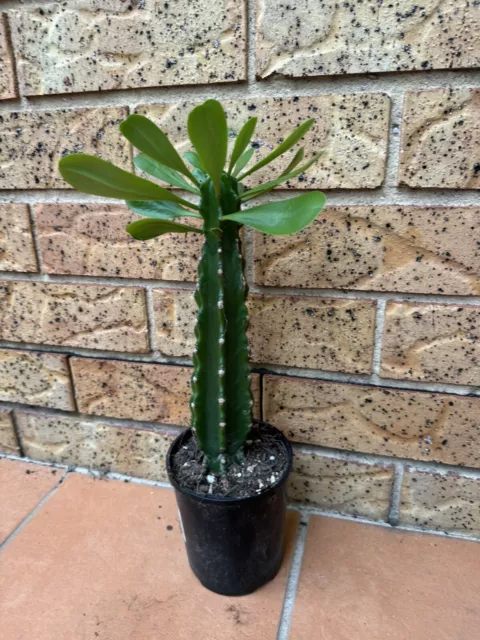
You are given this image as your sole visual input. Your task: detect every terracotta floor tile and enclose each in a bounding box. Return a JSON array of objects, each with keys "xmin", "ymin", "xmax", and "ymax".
[
  {"xmin": 290, "ymin": 516, "xmax": 480, "ymax": 640},
  {"xmin": 0, "ymin": 458, "xmax": 65, "ymax": 544},
  {"xmin": 0, "ymin": 471, "xmax": 298, "ymax": 640}
]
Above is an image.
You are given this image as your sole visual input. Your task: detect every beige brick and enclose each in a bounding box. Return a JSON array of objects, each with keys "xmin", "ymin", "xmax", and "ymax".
[
  {"xmin": 256, "ymin": 0, "xmax": 480, "ymax": 78},
  {"xmin": 264, "ymin": 375, "xmax": 480, "ymax": 468},
  {"xmin": 0, "ymin": 349, "xmax": 74, "ymax": 410},
  {"xmin": 0, "ymin": 204, "xmax": 37, "ymax": 272},
  {"xmin": 153, "ymin": 289, "xmax": 376, "ymax": 373},
  {"xmin": 289, "ymin": 451, "xmax": 393, "ymax": 521},
  {"xmin": 0, "ymin": 282, "xmax": 149, "ymax": 353},
  {"xmin": 0, "ymin": 14, "xmax": 16, "ymax": 100},
  {"xmin": 71, "ymin": 357, "xmax": 261, "ymax": 425},
  {"xmin": 399, "ymin": 469, "xmax": 480, "ymax": 538},
  {"xmin": 0, "ymin": 107, "xmax": 130, "ymax": 189},
  {"xmin": 253, "ymin": 206, "xmax": 480, "ymax": 295},
  {"xmin": 382, "ymin": 302, "xmax": 480, "ymax": 385},
  {"xmin": 9, "ymin": 1, "xmax": 246, "ymax": 96},
  {"xmin": 0, "ymin": 409, "xmax": 19, "ymax": 455},
  {"xmin": 35, "ymin": 204, "xmax": 201, "ymax": 280},
  {"xmin": 398, "ymin": 89, "xmax": 480, "ymax": 189},
  {"xmin": 137, "ymin": 95, "xmax": 390, "ymax": 189},
  {"xmin": 16, "ymin": 411, "xmax": 175, "ymax": 482}
]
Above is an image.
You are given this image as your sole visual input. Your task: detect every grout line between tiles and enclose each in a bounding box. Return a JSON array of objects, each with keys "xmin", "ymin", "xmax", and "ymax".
[
  {"xmin": 0, "ymin": 471, "xmax": 69, "ymax": 553},
  {"xmin": 276, "ymin": 513, "xmax": 309, "ymax": 640}
]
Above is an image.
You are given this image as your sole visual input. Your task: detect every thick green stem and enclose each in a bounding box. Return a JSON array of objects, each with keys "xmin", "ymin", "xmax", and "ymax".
[
  {"xmin": 190, "ymin": 179, "xmax": 226, "ymax": 472},
  {"xmin": 220, "ymin": 175, "xmax": 253, "ymax": 459}
]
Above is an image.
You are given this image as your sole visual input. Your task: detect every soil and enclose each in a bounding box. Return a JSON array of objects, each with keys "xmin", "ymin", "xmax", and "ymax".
[{"xmin": 170, "ymin": 421, "xmax": 290, "ymax": 499}]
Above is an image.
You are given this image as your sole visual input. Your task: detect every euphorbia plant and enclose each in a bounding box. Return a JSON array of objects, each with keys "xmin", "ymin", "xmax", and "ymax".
[{"xmin": 59, "ymin": 99, "xmax": 326, "ymax": 474}]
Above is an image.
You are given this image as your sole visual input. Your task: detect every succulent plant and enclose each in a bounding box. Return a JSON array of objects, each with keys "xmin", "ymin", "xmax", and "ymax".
[{"xmin": 59, "ymin": 99, "xmax": 326, "ymax": 473}]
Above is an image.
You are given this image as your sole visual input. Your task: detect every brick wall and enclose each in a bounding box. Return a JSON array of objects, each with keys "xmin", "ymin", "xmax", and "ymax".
[{"xmin": 0, "ymin": 0, "xmax": 479, "ymax": 539}]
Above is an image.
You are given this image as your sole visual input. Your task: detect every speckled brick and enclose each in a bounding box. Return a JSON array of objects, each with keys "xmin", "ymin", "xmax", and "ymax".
[
  {"xmin": 9, "ymin": 1, "xmax": 246, "ymax": 96},
  {"xmin": 0, "ymin": 282, "xmax": 149, "ymax": 353},
  {"xmin": 264, "ymin": 375, "xmax": 480, "ymax": 468},
  {"xmin": 0, "ymin": 204, "xmax": 37, "ymax": 273},
  {"xmin": 253, "ymin": 205, "xmax": 480, "ymax": 295},
  {"xmin": 256, "ymin": 0, "xmax": 480, "ymax": 78},
  {"xmin": 16, "ymin": 411, "xmax": 176, "ymax": 482},
  {"xmin": 0, "ymin": 409, "xmax": 19, "ymax": 455},
  {"xmin": 399, "ymin": 468, "xmax": 480, "ymax": 538},
  {"xmin": 0, "ymin": 107, "xmax": 130, "ymax": 189},
  {"xmin": 35, "ymin": 204, "xmax": 201, "ymax": 280},
  {"xmin": 153, "ymin": 289, "xmax": 376, "ymax": 373},
  {"xmin": 0, "ymin": 349, "xmax": 74, "ymax": 410},
  {"xmin": 398, "ymin": 89, "xmax": 480, "ymax": 189},
  {"xmin": 0, "ymin": 14, "xmax": 16, "ymax": 100},
  {"xmin": 70, "ymin": 357, "xmax": 261, "ymax": 424},
  {"xmin": 382, "ymin": 302, "xmax": 480, "ymax": 386},
  {"xmin": 137, "ymin": 95, "xmax": 390, "ymax": 189},
  {"xmin": 289, "ymin": 451, "xmax": 394, "ymax": 521}
]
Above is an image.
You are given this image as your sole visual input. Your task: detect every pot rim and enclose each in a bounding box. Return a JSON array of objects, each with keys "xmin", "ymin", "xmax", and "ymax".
[{"xmin": 166, "ymin": 419, "xmax": 293, "ymax": 505}]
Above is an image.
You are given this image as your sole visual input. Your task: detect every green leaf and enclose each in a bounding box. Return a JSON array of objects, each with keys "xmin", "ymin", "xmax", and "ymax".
[
  {"xmin": 134, "ymin": 154, "xmax": 200, "ymax": 194},
  {"xmin": 228, "ymin": 117, "xmax": 257, "ymax": 174},
  {"xmin": 221, "ymin": 192, "xmax": 326, "ymax": 235},
  {"xmin": 280, "ymin": 147, "xmax": 305, "ymax": 176},
  {"xmin": 238, "ymin": 118, "xmax": 315, "ymax": 180},
  {"xmin": 187, "ymin": 99, "xmax": 228, "ymax": 193},
  {"xmin": 241, "ymin": 152, "xmax": 323, "ymax": 201},
  {"xmin": 232, "ymin": 147, "xmax": 255, "ymax": 177},
  {"xmin": 126, "ymin": 200, "xmax": 202, "ymax": 220},
  {"xmin": 59, "ymin": 154, "xmax": 195, "ymax": 206},
  {"xmin": 120, "ymin": 114, "xmax": 196, "ymax": 183},
  {"xmin": 184, "ymin": 151, "xmax": 207, "ymax": 173},
  {"xmin": 126, "ymin": 218, "xmax": 201, "ymax": 240}
]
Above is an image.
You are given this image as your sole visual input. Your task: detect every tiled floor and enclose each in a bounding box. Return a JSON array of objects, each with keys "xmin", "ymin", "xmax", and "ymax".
[{"xmin": 0, "ymin": 458, "xmax": 479, "ymax": 639}]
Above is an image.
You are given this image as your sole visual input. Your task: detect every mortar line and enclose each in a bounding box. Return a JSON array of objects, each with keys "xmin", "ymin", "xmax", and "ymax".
[
  {"xmin": 1, "ymin": 271, "xmax": 480, "ymax": 306},
  {"xmin": 276, "ymin": 514, "xmax": 309, "ymax": 640},
  {"xmin": 388, "ymin": 463, "xmax": 405, "ymax": 526},
  {"xmin": 0, "ymin": 340, "xmax": 478, "ymax": 397},
  {"xmin": 246, "ymin": 0, "xmax": 257, "ymax": 84},
  {"xmin": 4, "ymin": 396, "xmax": 480, "ymax": 478},
  {"xmin": 2, "ymin": 12, "xmax": 20, "ymax": 101},
  {"xmin": 145, "ymin": 287, "xmax": 159, "ymax": 353},
  {"xmin": 371, "ymin": 299, "xmax": 386, "ymax": 378},
  {"xmin": 8, "ymin": 401, "xmax": 185, "ymax": 438},
  {"xmin": 26, "ymin": 203, "xmax": 44, "ymax": 273},
  {"xmin": 1, "ymin": 69, "xmax": 480, "ymax": 114},
  {"xmin": 3, "ymin": 189, "xmax": 480, "ymax": 206},
  {"xmin": 10, "ymin": 410, "xmax": 25, "ymax": 458},
  {"xmin": 65, "ymin": 356, "xmax": 79, "ymax": 412},
  {"xmin": 0, "ymin": 471, "xmax": 68, "ymax": 554},
  {"xmin": 291, "ymin": 442, "xmax": 480, "ymax": 479},
  {"xmin": 383, "ymin": 86, "xmax": 405, "ymax": 188}
]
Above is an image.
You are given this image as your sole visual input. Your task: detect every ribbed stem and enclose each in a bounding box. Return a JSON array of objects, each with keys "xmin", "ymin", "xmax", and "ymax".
[
  {"xmin": 190, "ymin": 179, "xmax": 226, "ymax": 472},
  {"xmin": 220, "ymin": 175, "xmax": 253, "ymax": 459}
]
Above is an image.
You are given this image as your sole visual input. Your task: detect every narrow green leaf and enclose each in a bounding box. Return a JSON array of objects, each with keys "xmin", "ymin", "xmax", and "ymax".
[
  {"xmin": 126, "ymin": 200, "xmax": 202, "ymax": 219},
  {"xmin": 126, "ymin": 218, "xmax": 201, "ymax": 240},
  {"xmin": 238, "ymin": 118, "xmax": 315, "ymax": 180},
  {"xmin": 220, "ymin": 192, "xmax": 326, "ymax": 235},
  {"xmin": 241, "ymin": 151, "xmax": 324, "ymax": 201},
  {"xmin": 187, "ymin": 99, "xmax": 228, "ymax": 193},
  {"xmin": 184, "ymin": 151, "xmax": 207, "ymax": 172},
  {"xmin": 232, "ymin": 147, "xmax": 255, "ymax": 177},
  {"xmin": 59, "ymin": 154, "xmax": 194, "ymax": 206},
  {"xmin": 134, "ymin": 154, "xmax": 200, "ymax": 194},
  {"xmin": 228, "ymin": 117, "xmax": 257, "ymax": 174},
  {"xmin": 120, "ymin": 114, "xmax": 196, "ymax": 183},
  {"xmin": 280, "ymin": 147, "xmax": 305, "ymax": 177}
]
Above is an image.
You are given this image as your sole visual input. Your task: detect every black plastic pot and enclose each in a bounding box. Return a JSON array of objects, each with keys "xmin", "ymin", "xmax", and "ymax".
[{"xmin": 166, "ymin": 421, "xmax": 293, "ymax": 596}]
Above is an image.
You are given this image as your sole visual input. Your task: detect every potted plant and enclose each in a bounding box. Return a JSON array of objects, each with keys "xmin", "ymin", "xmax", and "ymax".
[{"xmin": 59, "ymin": 100, "xmax": 325, "ymax": 595}]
